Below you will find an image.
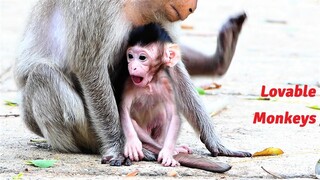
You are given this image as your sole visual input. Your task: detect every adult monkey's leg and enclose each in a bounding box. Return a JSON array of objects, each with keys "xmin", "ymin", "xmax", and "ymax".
[
  {"xmin": 182, "ymin": 13, "xmax": 247, "ymax": 76},
  {"xmin": 174, "ymin": 13, "xmax": 250, "ymax": 157},
  {"xmin": 170, "ymin": 62, "xmax": 251, "ymax": 157},
  {"xmin": 22, "ymin": 62, "xmax": 97, "ymax": 153}
]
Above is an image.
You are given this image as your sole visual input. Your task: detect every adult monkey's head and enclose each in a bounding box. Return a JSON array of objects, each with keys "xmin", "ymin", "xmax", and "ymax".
[{"xmin": 124, "ymin": 0, "xmax": 197, "ymax": 26}]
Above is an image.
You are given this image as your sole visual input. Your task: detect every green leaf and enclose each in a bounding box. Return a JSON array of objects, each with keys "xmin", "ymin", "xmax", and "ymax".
[
  {"xmin": 4, "ymin": 100, "xmax": 18, "ymax": 107},
  {"xmin": 307, "ymin": 105, "xmax": 320, "ymax": 110},
  {"xmin": 26, "ymin": 159, "xmax": 57, "ymax": 168},
  {"xmin": 196, "ymin": 87, "xmax": 205, "ymax": 95},
  {"xmin": 247, "ymin": 97, "xmax": 270, "ymax": 101},
  {"xmin": 256, "ymin": 97, "xmax": 271, "ymax": 101},
  {"xmin": 30, "ymin": 139, "xmax": 47, "ymax": 143},
  {"xmin": 12, "ymin": 172, "xmax": 23, "ymax": 180}
]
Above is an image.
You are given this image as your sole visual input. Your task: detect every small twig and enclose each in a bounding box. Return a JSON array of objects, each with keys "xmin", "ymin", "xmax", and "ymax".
[
  {"xmin": 210, "ymin": 106, "xmax": 227, "ymax": 117},
  {"xmin": 261, "ymin": 166, "xmax": 282, "ymax": 179},
  {"xmin": 0, "ymin": 114, "xmax": 20, "ymax": 117},
  {"xmin": 184, "ymin": 32, "xmax": 216, "ymax": 37}
]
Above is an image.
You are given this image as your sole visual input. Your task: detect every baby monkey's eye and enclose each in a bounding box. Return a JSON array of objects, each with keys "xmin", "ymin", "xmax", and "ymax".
[
  {"xmin": 128, "ymin": 54, "xmax": 133, "ymax": 59},
  {"xmin": 139, "ymin": 55, "xmax": 146, "ymax": 61}
]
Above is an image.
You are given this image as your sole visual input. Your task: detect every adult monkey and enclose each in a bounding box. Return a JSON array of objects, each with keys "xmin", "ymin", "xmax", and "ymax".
[{"xmin": 14, "ymin": 0, "xmax": 250, "ymax": 166}]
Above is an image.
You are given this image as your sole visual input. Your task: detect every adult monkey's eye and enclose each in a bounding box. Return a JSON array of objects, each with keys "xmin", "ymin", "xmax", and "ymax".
[
  {"xmin": 128, "ymin": 54, "xmax": 133, "ymax": 59},
  {"xmin": 139, "ymin": 55, "xmax": 146, "ymax": 61}
]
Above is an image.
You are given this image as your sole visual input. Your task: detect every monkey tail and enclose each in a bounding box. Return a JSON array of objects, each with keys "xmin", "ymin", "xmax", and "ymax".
[
  {"xmin": 174, "ymin": 153, "xmax": 232, "ymax": 173},
  {"xmin": 142, "ymin": 143, "xmax": 231, "ymax": 173}
]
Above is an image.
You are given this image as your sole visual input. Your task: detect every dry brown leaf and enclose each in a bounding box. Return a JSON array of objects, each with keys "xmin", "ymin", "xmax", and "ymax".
[
  {"xmin": 253, "ymin": 147, "xmax": 284, "ymax": 157},
  {"xmin": 181, "ymin": 24, "xmax": 194, "ymax": 30},
  {"xmin": 167, "ymin": 170, "xmax": 178, "ymax": 177},
  {"xmin": 201, "ymin": 82, "xmax": 222, "ymax": 90},
  {"xmin": 126, "ymin": 170, "xmax": 139, "ymax": 177}
]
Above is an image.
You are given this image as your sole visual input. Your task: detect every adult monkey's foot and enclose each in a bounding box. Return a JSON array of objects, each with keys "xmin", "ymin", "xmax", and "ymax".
[
  {"xmin": 204, "ymin": 143, "xmax": 252, "ymax": 157},
  {"xmin": 182, "ymin": 12, "xmax": 247, "ymax": 76},
  {"xmin": 218, "ymin": 149, "xmax": 252, "ymax": 157},
  {"xmin": 101, "ymin": 154, "xmax": 132, "ymax": 166}
]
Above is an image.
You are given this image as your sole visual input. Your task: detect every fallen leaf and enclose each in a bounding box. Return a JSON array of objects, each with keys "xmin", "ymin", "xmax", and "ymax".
[
  {"xmin": 12, "ymin": 172, "xmax": 23, "ymax": 180},
  {"xmin": 181, "ymin": 24, "xmax": 194, "ymax": 30},
  {"xmin": 26, "ymin": 159, "xmax": 57, "ymax": 168},
  {"xmin": 256, "ymin": 97, "xmax": 271, "ymax": 101},
  {"xmin": 126, "ymin": 170, "xmax": 139, "ymax": 177},
  {"xmin": 247, "ymin": 97, "xmax": 271, "ymax": 101},
  {"xmin": 196, "ymin": 87, "xmax": 205, "ymax": 95},
  {"xmin": 201, "ymin": 82, "xmax": 222, "ymax": 90},
  {"xmin": 307, "ymin": 105, "xmax": 320, "ymax": 110},
  {"xmin": 253, "ymin": 147, "xmax": 284, "ymax": 157},
  {"xmin": 4, "ymin": 100, "xmax": 18, "ymax": 106},
  {"xmin": 167, "ymin": 170, "xmax": 178, "ymax": 177},
  {"xmin": 30, "ymin": 139, "xmax": 47, "ymax": 143}
]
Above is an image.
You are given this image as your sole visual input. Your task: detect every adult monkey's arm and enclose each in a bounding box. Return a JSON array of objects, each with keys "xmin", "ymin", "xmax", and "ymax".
[{"xmin": 182, "ymin": 13, "xmax": 247, "ymax": 76}]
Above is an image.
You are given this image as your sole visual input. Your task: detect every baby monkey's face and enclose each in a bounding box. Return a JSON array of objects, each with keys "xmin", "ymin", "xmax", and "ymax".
[
  {"xmin": 127, "ymin": 42, "xmax": 180, "ymax": 88},
  {"xmin": 127, "ymin": 44, "xmax": 161, "ymax": 87}
]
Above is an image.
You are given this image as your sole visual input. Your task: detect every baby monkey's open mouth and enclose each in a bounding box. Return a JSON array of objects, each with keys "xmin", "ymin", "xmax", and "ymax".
[{"xmin": 131, "ymin": 75, "xmax": 143, "ymax": 84}]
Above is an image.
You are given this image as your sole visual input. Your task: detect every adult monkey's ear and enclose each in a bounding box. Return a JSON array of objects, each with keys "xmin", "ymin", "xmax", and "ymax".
[{"xmin": 164, "ymin": 43, "xmax": 181, "ymax": 67}]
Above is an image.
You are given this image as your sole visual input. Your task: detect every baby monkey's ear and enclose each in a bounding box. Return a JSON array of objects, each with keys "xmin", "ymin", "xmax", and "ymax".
[{"xmin": 164, "ymin": 43, "xmax": 181, "ymax": 67}]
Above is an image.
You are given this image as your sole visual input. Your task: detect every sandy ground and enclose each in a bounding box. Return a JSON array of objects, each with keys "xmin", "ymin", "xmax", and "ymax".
[{"xmin": 1, "ymin": 0, "xmax": 320, "ymax": 179}]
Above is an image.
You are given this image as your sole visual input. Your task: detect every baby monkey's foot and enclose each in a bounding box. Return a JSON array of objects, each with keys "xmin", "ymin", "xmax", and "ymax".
[{"xmin": 174, "ymin": 145, "xmax": 192, "ymax": 155}]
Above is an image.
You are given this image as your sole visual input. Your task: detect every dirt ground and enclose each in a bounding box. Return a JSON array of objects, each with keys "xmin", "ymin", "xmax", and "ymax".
[{"xmin": 1, "ymin": 0, "xmax": 320, "ymax": 179}]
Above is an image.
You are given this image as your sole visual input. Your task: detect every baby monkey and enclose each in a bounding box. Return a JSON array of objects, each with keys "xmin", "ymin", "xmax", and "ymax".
[{"xmin": 121, "ymin": 23, "xmax": 191, "ymax": 167}]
